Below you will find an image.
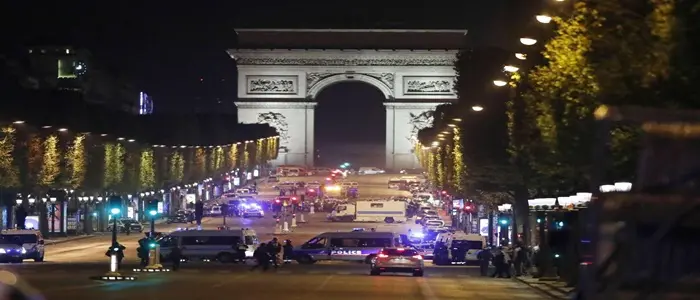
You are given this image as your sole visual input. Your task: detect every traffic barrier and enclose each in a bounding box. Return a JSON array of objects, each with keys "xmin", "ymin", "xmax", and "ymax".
[
  {"xmin": 310, "ymin": 206, "xmax": 315, "ymax": 214},
  {"xmin": 299, "ymin": 213, "xmax": 307, "ymax": 223},
  {"xmin": 282, "ymin": 221, "xmax": 290, "ymax": 233},
  {"xmin": 291, "ymin": 215, "xmax": 298, "ymax": 228}
]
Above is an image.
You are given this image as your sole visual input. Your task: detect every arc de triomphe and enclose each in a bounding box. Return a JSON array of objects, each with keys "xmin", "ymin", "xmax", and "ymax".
[{"xmin": 228, "ymin": 29, "xmax": 464, "ymax": 170}]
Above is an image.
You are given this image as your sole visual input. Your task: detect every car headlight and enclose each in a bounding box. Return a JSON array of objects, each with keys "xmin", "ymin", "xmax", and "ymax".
[
  {"xmin": 0, "ymin": 249, "xmax": 5, "ymax": 254},
  {"xmin": 21, "ymin": 248, "xmax": 26, "ymax": 254}
]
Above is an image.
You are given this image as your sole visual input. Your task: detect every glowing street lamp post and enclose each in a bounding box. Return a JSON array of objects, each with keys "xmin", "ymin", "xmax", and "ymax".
[
  {"xmin": 90, "ymin": 196, "xmax": 137, "ymax": 281},
  {"xmin": 134, "ymin": 199, "xmax": 169, "ymax": 272}
]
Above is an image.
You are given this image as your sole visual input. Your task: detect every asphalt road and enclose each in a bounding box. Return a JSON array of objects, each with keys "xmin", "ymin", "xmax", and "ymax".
[{"xmin": 4, "ymin": 263, "xmax": 546, "ymax": 300}]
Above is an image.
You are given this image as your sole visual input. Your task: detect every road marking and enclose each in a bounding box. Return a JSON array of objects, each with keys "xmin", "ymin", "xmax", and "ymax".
[
  {"xmin": 336, "ymin": 271, "xmax": 352, "ymax": 275},
  {"xmin": 417, "ymin": 278, "xmax": 438, "ymax": 300}
]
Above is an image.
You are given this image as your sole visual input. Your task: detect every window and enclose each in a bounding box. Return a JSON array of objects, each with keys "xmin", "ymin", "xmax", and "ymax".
[
  {"xmin": 383, "ymin": 249, "xmax": 419, "ymax": 256},
  {"xmin": 370, "ymin": 203, "xmax": 384, "ymax": 208},
  {"xmin": 357, "ymin": 238, "xmax": 392, "ymax": 247},
  {"xmin": 244, "ymin": 236, "xmax": 256, "ymax": 245},
  {"xmin": 1, "ymin": 234, "xmax": 37, "ymax": 244},
  {"xmin": 451, "ymin": 240, "xmax": 483, "ymax": 250},
  {"xmin": 330, "ymin": 238, "xmax": 359, "ymax": 248},
  {"xmin": 181, "ymin": 236, "xmax": 240, "ymax": 246},
  {"xmin": 302, "ymin": 237, "xmax": 327, "ymax": 249}
]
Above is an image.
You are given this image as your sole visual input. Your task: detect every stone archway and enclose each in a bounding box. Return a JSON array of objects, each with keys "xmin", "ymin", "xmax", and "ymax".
[
  {"xmin": 229, "ymin": 30, "xmax": 460, "ymax": 170},
  {"xmin": 307, "ymin": 73, "xmax": 393, "ymax": 100}
]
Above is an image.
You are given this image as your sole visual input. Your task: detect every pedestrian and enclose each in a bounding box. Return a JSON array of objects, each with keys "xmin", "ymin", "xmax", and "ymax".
[
  {"xmin": 170, "ymin": 245, "xmax": 182, "ymax": 271},
  {"xmin": 282, "ymin": 240, "xmax": 294, "ymax": 263},
  {"xmin": 490, "ymin": 247, "xmax": 509, "ymax": 278},
  {"xmin": 250, "ymin": 243, "xmax": 270, "ymax": 271},
  {"xmin": 267, "ymin": 238, "xmax": 282, "ymax": 269}
]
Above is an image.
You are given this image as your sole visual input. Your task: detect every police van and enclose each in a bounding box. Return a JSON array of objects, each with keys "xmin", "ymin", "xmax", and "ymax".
[
  {"xmin": 157, "ymin": 228, "xmax": 259, "ymax": 262},
  {"xmin": 432, "ymin": 233, "xmax": 486, "ymax": 265},
  {"xmin": 293, "ymin": 231, "xmax": 409, "ymax": 264}
]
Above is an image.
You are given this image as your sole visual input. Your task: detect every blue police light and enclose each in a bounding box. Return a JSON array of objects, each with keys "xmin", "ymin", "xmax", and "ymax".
[
  {"xmin": 149, "ymin": 210, "xmax": 157, "ymax": 216},
  {"xmin": 110, "ymin": 208, "xmax": 121, "ymax": 215}
]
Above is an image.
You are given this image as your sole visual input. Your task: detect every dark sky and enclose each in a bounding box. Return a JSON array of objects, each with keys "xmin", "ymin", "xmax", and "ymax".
[{"xmin": 6, "ymin": 0, "xmax": 529, "ymax": 161}]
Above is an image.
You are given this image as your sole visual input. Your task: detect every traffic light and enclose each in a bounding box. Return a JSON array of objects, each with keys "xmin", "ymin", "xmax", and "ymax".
[
  {"xmin": 149, "ymin": 242, "xmax": 157, "ymax": 249},
  {"xmin": 463, "ymin": 205, "xmax": 473, "ymax": 212},
  {"xmin": 108, "ymin": 196, "xmax": 122, "ymax": 215},
  {"xmin": 498, "ymin": 217, "xmax": 509, "ymax": 225},
  {"xmin": 147, "ymin": 199, "xmax": 158, "ymax": 217}
]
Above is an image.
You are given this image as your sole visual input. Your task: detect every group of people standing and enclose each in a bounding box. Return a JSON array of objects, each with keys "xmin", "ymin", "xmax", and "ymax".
[
  {"xmin": 478, "ymin": 242, "xmax": 532, "ymax": 278},
  {"xmin": 250, "ymin": 237, "xmax": 295, "ymax": 271}
]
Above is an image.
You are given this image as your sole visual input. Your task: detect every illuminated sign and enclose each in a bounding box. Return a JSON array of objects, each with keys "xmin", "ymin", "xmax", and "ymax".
[
  {"xmin": 139, "ymin": 92, "xmax": 154, "ymax": 115},
  {"xmin": 331, "ymin": 250, "xmax": 362, "ymax": 255}
]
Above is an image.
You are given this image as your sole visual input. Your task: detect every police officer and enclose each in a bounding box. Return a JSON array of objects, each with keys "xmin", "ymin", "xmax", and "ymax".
[
  {"xmin": 477, "ymin": 247, "xmax": 493, "ymax": 276},
  {"xmin": 105, "ymin": 243, "xmax": 126, "ymax": 271},
  {"xmin": 267, "ymin": 238, "xmax": 282, "ymax": 269},
  {"xmin": 137, "ymin": 237, "xmax": 149, "ymax": 266},
  {"xmin": 282, "ymin": 240, "xmax": 294, "ymax": 263}
]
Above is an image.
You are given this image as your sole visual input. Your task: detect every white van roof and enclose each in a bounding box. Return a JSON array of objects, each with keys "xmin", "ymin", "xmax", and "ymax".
[{"xmin": 169, "ymin": 229, "xmax": 256, "ymax": 237}]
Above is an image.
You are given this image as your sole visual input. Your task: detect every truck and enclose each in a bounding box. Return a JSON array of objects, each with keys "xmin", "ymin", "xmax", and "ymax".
[{"xmin": 329, "ymin": 200, "xmax": 407, "ymax": 223}]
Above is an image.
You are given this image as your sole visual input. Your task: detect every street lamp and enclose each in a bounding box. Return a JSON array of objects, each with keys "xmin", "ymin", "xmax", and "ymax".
[
  {"xmin": 515, "ymin": 53, "xmax": 527, "ymax": 60},
  {"xmin": 15, "ymin": 199, "xmax": 22, "ymax": 205},
  {"xmin": 536, "ymin": 15, "xmax": 552, "ymax": 24},
  {"xmin": 431, "ymin": 141, "xmax": 439, "ymax": 147},
  {"xmin": 520, "ymin": 38, "xmax": 538, "ymax": 46},
  {"xmin": 471, "ymin": 105, "xmax": 484, "ymax": 112},
  {"xmin": 503, "ymin": 65, "xmax": 519, "ymax": 72},
  {"xmin": 493, "ymin": 80, "xmax": 507, "ymax": 87}
]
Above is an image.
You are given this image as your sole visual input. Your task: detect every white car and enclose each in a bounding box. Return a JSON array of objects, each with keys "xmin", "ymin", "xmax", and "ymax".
[
  {"xmin": 241, "ymin": 204, "xmax": 264, "ymax": 218},
  {"xmin": 358, "ymin": 167, "xmax": 385, "ymax": 175}
]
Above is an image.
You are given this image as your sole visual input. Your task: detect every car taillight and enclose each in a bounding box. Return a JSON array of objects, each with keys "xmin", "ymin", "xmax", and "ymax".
[
  {"xmin": 377, "ymin": 253, "xmax": 388, "ymax": 258},
  {"xmin": 412, "ymin": 255, "xmax": 423, "ymax": 260}
]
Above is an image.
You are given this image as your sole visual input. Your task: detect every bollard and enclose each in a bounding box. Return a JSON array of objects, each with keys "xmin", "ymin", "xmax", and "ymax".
[
  {"xmin": 282, "ymin": 221, "xmax": 290, "ymax": 232},
  {"xmin": 299, "ymin": 213, "xmax": 306, "ymax": 223},
  {"xmin": 291, "ymin": 215, "xmax": 298, "ymax": 228},
  {"xmin": 310, "ymin": 206, "xmax": 315, "ymax": 214},
  {"xmin": 274, "ymin": 224, "xmax": 282, "ymax": 234}
]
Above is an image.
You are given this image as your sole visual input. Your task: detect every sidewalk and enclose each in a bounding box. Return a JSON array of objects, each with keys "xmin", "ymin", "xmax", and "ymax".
[{"xmin": 514, "ymin": 276, "xmax": 575, "ymax": 300}]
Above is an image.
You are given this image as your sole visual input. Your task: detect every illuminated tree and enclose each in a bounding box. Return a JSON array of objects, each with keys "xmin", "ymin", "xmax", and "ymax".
[
  {"xmin": 255, "ymin": 139, "xmax": 263, "ymax": 164},
  {"xmin": 443, "ymin": 143, "xmax": 453, "ymax": 189},
  {"xmin": 427, "ymin": 150, "xmax": 437, "ymax": 184},
  {"xmin": 169, "ymin": 151, "xmax": 184, "ymax": 182},
  {"xmin": 206, "ymin": 149, "xmax": 215, "ymax": 175},
  {"xmin": 102, "ymin": 143, "xmax": 115, "ymax": 188},
  {"xmin": 451, "ymin": 128, "xmax": 465, "ymax": 195},
  {"xmin": 139, "ymin": 149, "xmax": 156, "ymax": 191},
  {"xmin": 103, "ymin": 143, "xmax": 125, "ymax": 189},
  {"xmin": 213, "ymin": 146, "xmax": 224, "ymax": 172},
  {"xmin": 24, "ymin": 135, "xmax": 43, "ymax": 188},
  {"xmin": 267, "ymin": 138, "xmax": 278, "ymax": 160},
  {"xmin": 242, "ymin": 143, "xmax": 250, "ymax": 169},
  {"xmin": 65, "ymin": 134, "xmax": 87, "ymax": 189},
  {"xmin": 435, "ymin": 146, "xmax": 445, "ymax": 188},
  {"xmin": 0, "ymin": 126, "xmax": 19, "ymax": 188},
  {"xmin": 38, "ymin": 135, "xmax": 61, "ymax": 187},
  {"xmin": 226, "ymin": 144, "xmax": 238, "ymax": 170},
  {"xmin": 192, "ymin": 148, "xmax": 206, "ymax": 180}
]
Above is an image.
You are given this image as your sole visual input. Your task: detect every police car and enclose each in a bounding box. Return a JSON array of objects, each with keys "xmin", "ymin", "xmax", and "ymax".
[
  {"xmin": 433, "ymin": 233, "xmax": 486, "ymax": 265},
  {"xmin": 241, "ymin": 203, "xmax": 264, "ymax": 218},
  {"xmin": 0, "ymin": 230, "xmax": 45, "ymax": 262},
  {"xmin": 293, "ymin": 231, "xmax": 408, "ymax": 264}
]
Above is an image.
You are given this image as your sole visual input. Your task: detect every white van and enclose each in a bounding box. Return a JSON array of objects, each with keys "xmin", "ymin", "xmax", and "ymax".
[
  {"xmin": 433, "ymin": 233, "xmax": 486, "ymax": 265},
  {"xmin": 157, "ymin": 228, "xmax": 259, "ymax": 262},
  {"xmin": 293, "ymin": 231, "xmax": 409, "ymax": 264}
]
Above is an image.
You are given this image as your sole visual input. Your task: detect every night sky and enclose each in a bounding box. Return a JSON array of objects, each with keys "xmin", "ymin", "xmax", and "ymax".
[{"xmin": 7, "ymin": 0, "xmax": 529, "ymax": 166}]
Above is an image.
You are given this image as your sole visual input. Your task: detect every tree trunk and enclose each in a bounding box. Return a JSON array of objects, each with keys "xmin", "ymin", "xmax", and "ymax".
[{"xmin": 515, "ymin": 186, "xmax": 531, "ymax": 246}]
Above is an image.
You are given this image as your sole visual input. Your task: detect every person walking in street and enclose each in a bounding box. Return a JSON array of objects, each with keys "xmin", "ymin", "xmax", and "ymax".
[{"xmin": 250, "ymin": 243, "xmax": 270, "ymax": 272}]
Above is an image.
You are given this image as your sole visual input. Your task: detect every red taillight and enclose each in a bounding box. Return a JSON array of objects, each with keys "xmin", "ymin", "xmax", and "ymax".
[
  {"xmin": 412, "ymin": 255, "xmax": 423, "ymax": 260},
  {"xmin": 308, "ymin": 189, "xmax": 314, "ymax": 192},
  {"xmin": 326, "ymin": 177, "xmax": 331, "ymax": 180},
  {"xmin": 377, "ymin": 253, "xmax": 388, "ymax": 258},
  {"xmin": 275, "ymin": 200, "xmax": 280, "ymax": 203}
]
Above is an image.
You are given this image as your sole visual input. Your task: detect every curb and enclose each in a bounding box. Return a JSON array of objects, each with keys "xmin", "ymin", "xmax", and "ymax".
[
  {"xmin": 513, "ymin": 277, "xmax": 571, "ymax": 300},
  {"xmin": 45, "ymin": 235, "xmax": 97, "ymax": 246}
]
